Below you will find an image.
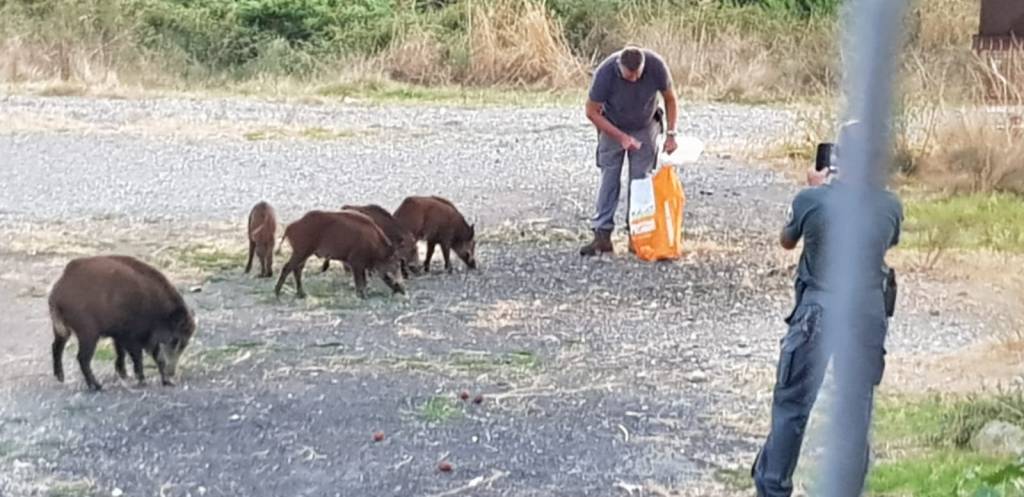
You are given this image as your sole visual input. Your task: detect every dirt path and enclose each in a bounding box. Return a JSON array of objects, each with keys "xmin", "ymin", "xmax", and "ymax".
[{"xmin": 0, "ymin": 95, "xmax": 1017, "ymax": 497}]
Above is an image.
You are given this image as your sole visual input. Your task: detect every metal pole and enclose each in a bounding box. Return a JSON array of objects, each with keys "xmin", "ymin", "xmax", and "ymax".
[{"xmin": 818, "ymin": 0, "xmax": 906, "ymax": 495}]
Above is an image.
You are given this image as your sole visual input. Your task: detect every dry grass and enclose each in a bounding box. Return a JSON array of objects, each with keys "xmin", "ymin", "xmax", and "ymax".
[
  {"xmin": 0, "ymin": 1, "xmax": 179, "ymax": 89},
  {"xmin": 619, "ymin": 8, "xmax": 836, "ymax": 103},
  {"xmin": 915, "ymin": 112, "xmax": 1024, "ymax": 194},
  {"xmin": 462, "ymin": 0, "xmax": 585, "ymax": 88},
  {"xmin": 0, "ymin": 0, "xmax": 1019, "ymax": 109},
  {"xmin": 381, "ymin": 26, "xmax": 452, "ymax": 87},
  {"xmin": 766, "ymin": 100, "xmax": 1024, "ymax": 199}
]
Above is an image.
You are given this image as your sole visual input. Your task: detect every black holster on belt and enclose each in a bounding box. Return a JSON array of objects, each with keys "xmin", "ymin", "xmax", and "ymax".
[
  {"xmin": 883, "ymin": 267, "xmax": 897, "ymax": 318},
  {"xmin": 784, "ymin": 278, "xmax": 807, "ymax": 325},
  {"xmin": 654, "ymin": 107, "xmax": 665, "ymax": 134}
]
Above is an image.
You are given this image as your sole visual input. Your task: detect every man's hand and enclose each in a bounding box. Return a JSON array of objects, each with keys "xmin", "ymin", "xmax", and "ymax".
[
  {"xmin": 806, "ymin": 167, "xmax": 829, "ymax": 187},
  {"xmin": 663, "ymin": 135, "xmax": 678, "ymax": 154},
  {"xmin": 619, "ymin": 134, "xmax": 642, "ymax": 152}
]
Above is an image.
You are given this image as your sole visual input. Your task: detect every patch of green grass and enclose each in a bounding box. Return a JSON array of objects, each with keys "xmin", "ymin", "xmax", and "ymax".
[
  {"xmin": 477, "ymin": 225, "xmax": 588, "ymax": 245},
  {"xmin": 243, "ymin": 129, "xmax": 280, "ymax": 141},
  {"xmin": 269, "ymin": 271, "xmax": 399, "ymax": 310},
  {"xmin": 449, "ymin": 350, "xmax": 540, "ymax": 375},
  {"xmin": 902, "ymin": 194, "xmax": 1024, "ymax": 253},
  {"xmin": 46, "ymin": 480, "xmax": 95, "ymax": 497},
  {"xmin": 420, "ymin": 396, "xmax": 461, "ymax": 423},
  {"xmin": 64, "ymin": 341, "xmax": 116, "ymax": 363},
  {"xmin": 874, "ymin": 395, "xmax": 948, "ymax": 445},
  {"xmin": 92, "ymin": 342, "xmax": 115, "ymax": 363},
  {"xmin": 869, "ymin": 450, "xmax": 1017, "ymax": 497},
  {"xmin": 938, "ymin": 392, "xmax": 1024, "ymax": 449},
  {"xmin": 868, "ymin": 394, "xmax": 1024, "ymax": 496},
  {"xmin": 244, "ymin": 126, "xmax": 361, "ymax": 142},
  {"xmin": 298, "ymin": 126, "xmax": 358, "ymax": 141},
  {"xmin": 714, "ymin": 467, "xmax": 753, "ymax": 491},
  {"xmin": 172, "ymin": 245, "xmax": 243, "ymax": 274}
]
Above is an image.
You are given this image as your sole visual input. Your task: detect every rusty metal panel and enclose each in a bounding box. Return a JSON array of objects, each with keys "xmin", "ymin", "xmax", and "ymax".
[
  {"xmin": 976, "ymin": 0, "xmax": 1024, "ymax": 51},
  {"xmin": 980, "ymin": 0, "xmax": 1024, "ymax": 36}
]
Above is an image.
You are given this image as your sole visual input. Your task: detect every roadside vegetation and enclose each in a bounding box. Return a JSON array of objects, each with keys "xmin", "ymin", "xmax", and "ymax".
[{"xmin": 868, "ymin": 393, "xmax": 1024, "ymax": 497}]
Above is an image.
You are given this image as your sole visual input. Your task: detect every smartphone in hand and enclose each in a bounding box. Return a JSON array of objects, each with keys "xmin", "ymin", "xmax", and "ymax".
[{"xmin": 815, "ymin": 142, "xmax": 835, "ymax": 172}]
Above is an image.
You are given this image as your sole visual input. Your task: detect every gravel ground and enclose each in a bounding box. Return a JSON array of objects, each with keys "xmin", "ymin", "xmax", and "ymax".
[{"xmin": 0, "ymin": 95, "xmax": 1009, "ymax": 497}]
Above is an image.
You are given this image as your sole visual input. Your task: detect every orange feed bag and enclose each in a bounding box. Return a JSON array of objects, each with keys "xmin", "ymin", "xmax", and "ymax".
[{"xmin": 628, "ymin": 163, "xmax": 686, "ymax": 261}]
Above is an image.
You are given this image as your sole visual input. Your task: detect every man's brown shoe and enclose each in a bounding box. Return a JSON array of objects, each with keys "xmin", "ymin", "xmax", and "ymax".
[{"xmin": 580, "ymin": 229, "xmax": 614, "ymax": 256}]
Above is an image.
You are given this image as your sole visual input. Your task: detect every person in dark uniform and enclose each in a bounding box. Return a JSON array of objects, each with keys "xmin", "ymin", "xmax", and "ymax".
[{"xmin": 751, "ymin": 121, "xmax": 904, "ymax": 497}]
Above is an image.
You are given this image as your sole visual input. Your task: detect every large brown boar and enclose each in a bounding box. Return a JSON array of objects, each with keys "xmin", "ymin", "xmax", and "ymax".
[
  {"xmin": 274, "ymin": 210, "xmax": 406, "ymax": 299},
  {"xmin": 48, "ymin": 255, "xmax": 197, "ymax": 391},
  {"xmin": 320, "ymin": 204, "xmax": 421, "ymax": 278},
  {"xmin": 245, "ymin": 201, "xmax": 277, "ymax": 277},
  {"xmin": 393, "ymin": 196, "xmax": 477, "ymax": 274}
]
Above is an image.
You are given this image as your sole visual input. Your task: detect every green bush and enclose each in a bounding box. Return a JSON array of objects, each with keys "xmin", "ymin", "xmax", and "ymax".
[
  {"xmin": 543, "ymin": 0, "xmax": 624, "ymax": 55},
  {"xmin": 113, "ymin": 0, "xmax": 403, "ymax": 70},
  {"xmin": 726, "ymin": 0, "xmax": 840, "ymax": 17},
  {"xmin": 0, "ymin": 0, "xmax": 847, "ymax": 82},
  {"xmin": 936, "ymin": 391, "xmax": 1024, "ymax": 449},
  {"xmin": 235, "ymin": 0, "xmax": 336, "ymax": 43}
]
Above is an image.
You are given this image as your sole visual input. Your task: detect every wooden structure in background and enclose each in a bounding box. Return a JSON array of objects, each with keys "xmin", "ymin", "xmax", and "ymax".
[
  {"xmin": 973, "ymin": 0, "xmax": 1024, "ymax": 101},
  {"xmin": 973, "ymin": 0, "xmax": 1024, "ymax": 51}
]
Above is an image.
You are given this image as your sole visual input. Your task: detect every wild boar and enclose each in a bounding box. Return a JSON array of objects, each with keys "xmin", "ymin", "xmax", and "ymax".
[
  {"xmin": 275, "ymin": 210, "xmax": 405, "ymax": 299},
  {"xmin": 393, "ymin": 196, "xmax": 477, "ymax": 274},
  {"xmin": 320, "ymin": 204, "xmax": 421, "ymax": 279},
  {"xmin": 48, "ymin": 255, "xmax": 196, "ymax": 391},
  {"xmin": 245, "ymin": 201, "xmax": 277, "ymax": 277}
]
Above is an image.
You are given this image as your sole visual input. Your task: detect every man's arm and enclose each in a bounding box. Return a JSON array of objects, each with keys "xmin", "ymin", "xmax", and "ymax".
[
  {"xmin": 890, "ymin": 197, "xmax": 904, "ymax": 248},
  {"xmin": 586, "ymin": 100, "xmax": 623, "ymax": 140},
  {"xmin": 780, "ymin": 195, "xmax": 805, "ymax": 250},
  {"xmin": 662, "ymin": 87, "xmax": 678, "ymax": 134},
  {"xmin": 661, "ymin": 87, "xmax": 678, "ymax": 153},
  {"xmin": 780, "ymin": 228, "xmax": 799, "ymax": 250}
]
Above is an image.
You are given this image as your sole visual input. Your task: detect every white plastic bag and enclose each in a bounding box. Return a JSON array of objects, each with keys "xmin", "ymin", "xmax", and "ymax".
[{"xmin": 659, "ymin": 135, "xmax": 705, "ymax": 166}]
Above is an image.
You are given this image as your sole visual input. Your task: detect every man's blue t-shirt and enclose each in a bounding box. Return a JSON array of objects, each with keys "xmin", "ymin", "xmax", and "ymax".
[{"xmin": 588, "ymin": 49, "xmax": 671, "ymax": 132}]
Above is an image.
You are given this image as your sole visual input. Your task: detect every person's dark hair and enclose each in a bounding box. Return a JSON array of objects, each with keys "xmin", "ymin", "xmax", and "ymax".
[{"xmin": 618, "ymin": 47, "xmax": 645, "ymax": 72}]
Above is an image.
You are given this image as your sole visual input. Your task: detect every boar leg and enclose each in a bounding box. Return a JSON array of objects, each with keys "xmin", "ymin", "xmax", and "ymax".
[
  {"xmin": 245, "ymin": 240, "xmax": 256, "ymax": 274},
  {"xmin": 129, "ymin": 346, "xmax": 145, "ymax": 385},
  {"xmin": 51, "ymin": 331, "xmax": 68, "ymax": 383},
  {"xmin": 274, "ymin": 257, "xmax": 294, "ymax": 297},
  {"xmin": 153, "ymin": 353, "xmax": 171, "ymax": 387},
  {"xmin": 353, "ymin": 266, "xmax": 369, "ymax": 299},
  {"xmin": 292, "ymin": 260, "xmax": 308, "ymax": 299},
  {"xmin": 424, "ymin": 242, "xmax": 436, "ymax": 274},
  {"xmin": 400, "ymin": 260, "xmax": 410, "ymax": 280},
  {"xmin": 321, "ymin": 258, "xmax": 331, "ymax": 273},
  {"xmin": 262, "ymin": 249, "xmax": 274, "ymax": 278},
  {"xmin": 380, "ymin": 272, "xmax": 405, "ymax": 295},
  {"xmin": 441, "ymin": 243, "xmax": 453, "ymax": 274},
  {"xmin": 114, "ymin": 340, "xmax": 128, "ymax": 380},
  {"xmin": 75, "ymin": 336, "xmax": 102, "ymax": 391},
  {"xmin": 276, "ymin": 254, "xmax": 309, "ymax": 298}
]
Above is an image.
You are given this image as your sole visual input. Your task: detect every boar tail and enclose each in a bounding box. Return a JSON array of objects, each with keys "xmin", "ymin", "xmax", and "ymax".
[{"xmin": 49, "ymin": 303, "xmax": 71, "ymax": 339}]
